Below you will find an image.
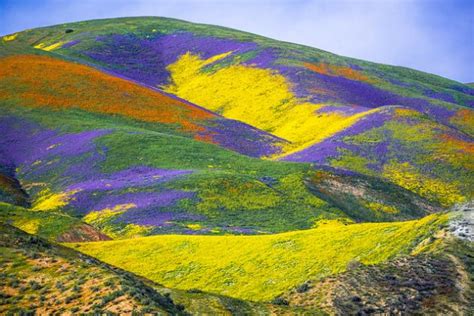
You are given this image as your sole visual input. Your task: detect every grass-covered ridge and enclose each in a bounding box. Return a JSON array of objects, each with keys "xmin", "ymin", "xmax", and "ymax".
[{"xmin": 69, "ymin": 213, "xmax": 449, "ymax": 301}]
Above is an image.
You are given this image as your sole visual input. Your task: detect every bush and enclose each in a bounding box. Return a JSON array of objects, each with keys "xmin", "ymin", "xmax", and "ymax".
[
  {"xmin": 296, "ymin": 282, "xmax": 311, "ymax": 293},
  {"xmin": 55, "ymin": 281, "xmax": 65, "ymax": 291},
  {"xmin": 347, "ymin": 260, "xmax": 363, "ymax": 271},
  {"xmin": 271, "ymin": 297, "xmax": 289, "ymax": 306},
  {"xmin": 29, "ymin": 280, "xmax": 42, "ymax": 290},
  {"xmin": 187, "ymin": 288, "xmax": 203, "ymax": 294},
  {"xmin": 9, "ymin": 279, "xmax": 20, "ymax": 288}
]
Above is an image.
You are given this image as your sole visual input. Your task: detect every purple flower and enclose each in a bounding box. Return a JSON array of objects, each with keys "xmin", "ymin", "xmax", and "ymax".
[{"xmin": 67, "ymin": 166, "xmax": 193, "ymax": 191}]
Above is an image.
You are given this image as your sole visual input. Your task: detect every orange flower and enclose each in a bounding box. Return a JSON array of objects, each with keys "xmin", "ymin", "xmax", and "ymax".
[
  {"xmin": 304, "ymin": 62, "xmax": 374, "ymax": 83},
  {"xmin": 0, "ymin": 55, "xmax": 214, "ymax": 135}
]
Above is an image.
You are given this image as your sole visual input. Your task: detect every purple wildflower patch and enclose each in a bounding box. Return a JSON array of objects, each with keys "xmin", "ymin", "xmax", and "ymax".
[
  {"xmin": 83, "ymin": 32, "xmax": 257, "ymax": 86},
  {"xmin": 283, "ymin": 110, "xmax": 390, "ymax": 164},
  {"xmin": 67, "ymin": 166, "xmax": 192, "ymax": 191}
]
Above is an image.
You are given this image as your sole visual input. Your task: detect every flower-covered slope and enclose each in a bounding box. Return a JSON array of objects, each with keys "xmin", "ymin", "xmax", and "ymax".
[
  {"xmin": 2, "ymin": 17, "xmax": 472, "ymax": 208},
  {"xmin": 0, "ymin": 16, "xmax": 472, "ymax": 236},
  {"xmin": 0, "ymin": 104, "xmax": 439, "ymax": 238},
  {"xmin": 0, "ymin": 54, "xmax": 284, "ymax": 158},
  {"xmin": 7, "ymin": 17, "xmax": 473, "ymax": 136},
  {"xmin": 0, "ymin": 17, "xmax": 473, "ymax": 315}
]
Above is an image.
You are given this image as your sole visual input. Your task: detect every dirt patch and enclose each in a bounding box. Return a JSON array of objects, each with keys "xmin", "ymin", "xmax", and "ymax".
[{"xmin": 57, "ymin": 224, "xmax": 111, "ymax": 242}]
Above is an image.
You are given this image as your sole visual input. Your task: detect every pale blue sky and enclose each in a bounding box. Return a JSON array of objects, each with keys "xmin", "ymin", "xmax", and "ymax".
[{"xmin": 1, "ymin": 0, "xmax": 473, "ymax": 83}]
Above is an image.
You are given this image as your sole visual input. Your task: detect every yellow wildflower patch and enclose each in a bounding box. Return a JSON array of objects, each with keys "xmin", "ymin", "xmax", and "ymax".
[
  {"xmin": 2, "ymin": 33, "xmax": 17, "ymax": 42},
  {"xmin": 365, "ymin": 201, "xmax": 399, "ymax": 214},
  {"xmin": 84, "ymin": 203, "xmax": 136, "ymax": 226},
  {"xmin": 32, "ymin": 188, "xmax": 80, "ymax": 211},
  {"xmin": 186, "ymin": 223, "xmax": 202, "ymax": 230},
  {"xmin": 164, "ymin": 52, "xmax": 375, "ymax": 155},
  {"xmin": 16, "ymin": 219, "xmax": 41, "ymax": 234},
  {"xmin": 383, "ymin": 161, "xmax": 465, "ymax": 207},
  {"xmin": 34, "ymin": 41, "xmax": 66, "ymax": 51},
  {"xmin": 69, "ymin": 213, "xmax": 448, "ymax": 301}
]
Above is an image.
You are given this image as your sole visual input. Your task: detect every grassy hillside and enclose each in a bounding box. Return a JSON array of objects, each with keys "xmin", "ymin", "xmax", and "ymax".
[
  {"xmin": 0, "ymin": 16, "xmax": 472, "ymax": 314},
  {"xmin": 0, "ymin": 202, "xmax": 110, "ymax": 242},
  {"xmin": 69, "ymin": 213, "xmax": 448, "ymax": 301}
]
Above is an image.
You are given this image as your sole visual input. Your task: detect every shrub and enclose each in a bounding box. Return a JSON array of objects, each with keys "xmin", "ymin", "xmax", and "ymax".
[
  {"xmin": 271, "ymin": 297, "xmax": 289, "ymax": 306},
  {"xmin": 29, "ymin": 280, "xmax": 42, "ymax": 290},
  {"xmin": 296, "ymin": 282, "xmax": 311, "ymax": 293},
  {"xmin": 55, "ymin": 281, "xmax": 65, "ymax": 291},
  {"xmin": 9, "ymin": 279, "xmax": 20, "ymax": 288}
]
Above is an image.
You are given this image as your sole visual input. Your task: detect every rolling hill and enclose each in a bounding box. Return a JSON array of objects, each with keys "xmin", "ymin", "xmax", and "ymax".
[{"xmin": 0, "ymin": 16, "xmax": 473, "ymax": 314}]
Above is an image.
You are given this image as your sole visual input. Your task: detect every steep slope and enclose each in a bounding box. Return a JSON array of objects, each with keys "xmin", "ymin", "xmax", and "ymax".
[
  {"xmin": 285, "ymin": 106, "xmax": 474, "ymax": 207},
  {"xmin": 280, "ymin": 236, "xmax": 473, "ymax": 314},
  {"xmin": 0, "ymin": 16, "xmax": 472, "ymax": 315},
  {"xmin": 0, "ymin": 53, "xmax": 283, "ymax": 158},
  {"xmin": 0, "ymin": 223, "xmax": 184, "ymax": 314},
  {"xmin": 2, "ymin": 16, "xmax": 472, "ymax": 207}
]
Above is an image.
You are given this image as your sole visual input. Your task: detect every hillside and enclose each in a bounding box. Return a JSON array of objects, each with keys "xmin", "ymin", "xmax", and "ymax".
[
  {"xmin": 0, "ymin": 16, "xmax": 473, "ymax": 314},
  {"xmin": 281, "ymin": 235, "xmax": 473, "ymax": 314},
  {"xmin": 69, "ymin": 214, "xmax": 448, "ymax": 301},
  {"xmin": 0, "ymin": 222, "xmax": 302, "ymax": 314},
  {"xmin": 1, "ymin": 16, "xmax": 473, "ymax": 214},
  {"xmin": 0, "ymin": 223, "xmax": 183, "ymax": 314}
]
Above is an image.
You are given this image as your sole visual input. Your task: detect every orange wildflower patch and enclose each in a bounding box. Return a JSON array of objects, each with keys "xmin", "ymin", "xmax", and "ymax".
[
  {"xmin": 450, "ymin": 109, "xmax": 474, "ymax": 128},
  {"xmin": 440, "ymin": 134, "xmax": 474, "ymax": 155},
  {"xmin": 0, "ymin": 55, "xmax": 214, "ymax": 134},
  {"xmin": 194, "ymin": 133, "xmax": 217, "ymax": 144},
  {"xmin": 304, "ymin": 62, "xmax": 373, "ymax": 83}
]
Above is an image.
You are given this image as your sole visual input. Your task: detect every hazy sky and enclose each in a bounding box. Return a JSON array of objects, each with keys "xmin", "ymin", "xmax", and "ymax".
[{"xmin": 1, "ymin": 0, "xmax": 473, "ymax": 83}]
